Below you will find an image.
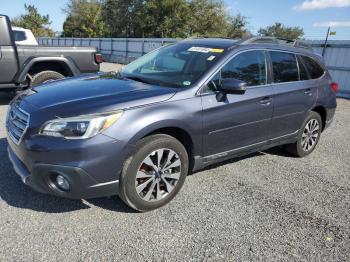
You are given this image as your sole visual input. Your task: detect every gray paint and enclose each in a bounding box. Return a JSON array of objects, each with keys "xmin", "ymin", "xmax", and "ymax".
[{"xmin": 6, "ymin": 39, "xmax": 337, "ymax": 199}]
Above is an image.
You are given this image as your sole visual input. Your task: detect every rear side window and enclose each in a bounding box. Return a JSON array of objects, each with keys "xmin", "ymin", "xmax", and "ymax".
[
  {"xmin": 13, "ymin": 30, "xmax": 27, "ymax": 41},
  {"xmin": 270, "ymin": 51, "xmax": 299, "ymax": 83},
  {"xmin": 221, "ymin": 50, "xmax": 266, "ymax": 86},
  {"xmin": 297, "ymin": 56, "xmax": 309, "ymax": 81},
  {"xmin": 301, "ymin": 55, "xmax": 324, "ymax": 79}
]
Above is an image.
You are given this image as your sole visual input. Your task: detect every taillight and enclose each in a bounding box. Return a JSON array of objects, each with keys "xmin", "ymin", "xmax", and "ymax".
[
  {"xmin": 330, "ymin": 82, "xmax": 338, "ymax": 93},
  {"xmin": 94, "ymin": 53, "xmax": 104, "ymax": 64}
]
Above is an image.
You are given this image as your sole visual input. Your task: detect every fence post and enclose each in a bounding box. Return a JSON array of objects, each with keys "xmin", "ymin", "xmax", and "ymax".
[
  {"xmin": 126, "ymin": 38, "xmax": 129, "ymax": 64},
  {"xmin": 110, "ymin": 38, "xmax": 113, "ymax": 55},
  {"xmin": 142, "ymin": 38, "xmax": 145, "ymax": 55}
]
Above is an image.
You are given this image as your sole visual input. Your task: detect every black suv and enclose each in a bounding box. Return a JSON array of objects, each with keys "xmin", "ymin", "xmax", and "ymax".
[{"xmin": 7, "ymin": 37, "xmax": 337, "ymax": 211}]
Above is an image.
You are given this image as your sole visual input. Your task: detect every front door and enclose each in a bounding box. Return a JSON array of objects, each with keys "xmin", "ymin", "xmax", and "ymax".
[{"xmin": 201, "ymin": 50, "xmax": 274, "ymax": 157}]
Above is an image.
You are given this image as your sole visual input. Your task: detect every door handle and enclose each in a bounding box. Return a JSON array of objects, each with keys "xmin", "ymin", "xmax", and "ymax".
[
  {"xmin": 304, "ymin": 89, "xmax": 312, "ymax": 96},
  {"xmin": 260, "ymin": 97, "xmax": 272, "ymax": 106}
]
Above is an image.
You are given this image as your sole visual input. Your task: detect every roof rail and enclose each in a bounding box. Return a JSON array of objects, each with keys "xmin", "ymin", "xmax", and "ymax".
[
  {"xmin": 239, "ymin": 36, "xmax": 279, "ymax": 45},
  {"xmin": 292, "ymin": 40, "xmax": 313, "ymax": 50},
  {"xmin": 239, "ymin": 36, "xmax": 313, "ymax": 51}
]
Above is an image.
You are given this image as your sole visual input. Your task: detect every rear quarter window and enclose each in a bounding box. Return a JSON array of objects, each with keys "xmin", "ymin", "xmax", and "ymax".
[{"xmin": 301, "ymin": 55, "xmax": 325, "ymax": 79}]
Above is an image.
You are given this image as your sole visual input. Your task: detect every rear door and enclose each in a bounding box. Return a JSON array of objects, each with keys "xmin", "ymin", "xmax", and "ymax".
[
  {"xmin": 268, "ymin": 51, "xmax": 317, "ymax": 139},
  {"xmin": 201, "ymin": 50, "xmax": 274, "ymax": 157}
]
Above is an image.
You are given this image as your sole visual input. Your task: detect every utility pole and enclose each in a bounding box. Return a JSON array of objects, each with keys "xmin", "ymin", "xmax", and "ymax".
[{"xmin": 322, "ymin": 26, "xmax": 330, "ymax": 57}]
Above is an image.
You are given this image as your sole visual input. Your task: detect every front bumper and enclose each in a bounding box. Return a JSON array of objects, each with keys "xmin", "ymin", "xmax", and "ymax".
[
  {"xmin": 7, "ymin": 134, "xmax": 126, "ymax": 199},
  {"xmin": 8, "ymin": 146, "xmax": 120, "ymax": 199}
]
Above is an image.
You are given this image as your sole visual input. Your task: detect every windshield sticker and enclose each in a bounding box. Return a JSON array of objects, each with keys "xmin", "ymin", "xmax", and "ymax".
[
  {"xmin": 210, "ymin": 48, "xmax": 224, "ymax": 53},
  {"xmin": 183, "ymin": 81, "xmax": 191, "ymax": 86},
  {"xmin": 188, "ymin": 47, "xmax": 225, "ymax": 53},
  {"xmin": 188, "ymin": 47, "xmax": 212, "ymax": 53},
  {"xmin": 207, "ymin": 55, "xmax": 216, "ymax": 61}
]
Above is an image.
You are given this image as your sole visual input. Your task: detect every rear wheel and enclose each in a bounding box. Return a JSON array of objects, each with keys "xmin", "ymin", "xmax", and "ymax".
[
  {"xmin": 119, "ymin": 134, "xmax": 189, "ymax": 212},
  {"xmin": 285, "ymin": 111, "xmax": 322, "ymax": 157},
  {"xmin": 32, "ymin": 71, "xmax": 64, "ymax": 86}
]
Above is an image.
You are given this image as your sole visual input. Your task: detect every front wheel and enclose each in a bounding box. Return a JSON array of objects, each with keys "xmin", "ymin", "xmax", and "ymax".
[
  {"xmin": 285, "ymin": 111, "xmax": 322, "ymax": 157},
  {"xmin": 119, "ymin": 134, "xmax": 189, "ymax": 212}
]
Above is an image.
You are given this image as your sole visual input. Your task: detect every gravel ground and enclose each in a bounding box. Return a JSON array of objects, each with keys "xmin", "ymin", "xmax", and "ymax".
[{"xmin": 0, "ymin": 75, "xmax": 349, "ymax": 261}]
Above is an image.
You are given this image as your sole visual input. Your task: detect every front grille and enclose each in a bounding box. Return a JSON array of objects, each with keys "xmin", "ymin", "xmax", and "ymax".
[{"xmin": 6, "ymin": 102, "xmax": 30, "ymax": 145}]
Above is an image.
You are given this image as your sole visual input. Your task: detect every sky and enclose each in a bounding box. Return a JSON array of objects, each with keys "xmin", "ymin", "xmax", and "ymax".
[{"xmin": 1, "ymin": 0, "xmax": 350, "ymax": 40}]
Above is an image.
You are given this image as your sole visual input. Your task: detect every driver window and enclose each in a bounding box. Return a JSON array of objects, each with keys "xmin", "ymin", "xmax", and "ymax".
[
  {"xmin": 222, "ymin": 50, "xmax": 266, "ymax": 86},
  {"xmin": 202, "ymin": 50, "xmax": 267, "ymax": 93}
]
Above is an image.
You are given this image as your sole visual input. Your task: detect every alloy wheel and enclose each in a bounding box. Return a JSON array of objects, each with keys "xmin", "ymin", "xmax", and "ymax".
[
  {"xmin": 301, "ymin": 118, "xmax": 320, "ymax": 152},
  {"xmin": 135, "ymin": 148, "xmax": 181, "ymax": 202}
]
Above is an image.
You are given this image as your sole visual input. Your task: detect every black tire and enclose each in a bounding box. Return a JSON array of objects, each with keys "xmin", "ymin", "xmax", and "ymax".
[
  {"xmin": 285, "ymin": 111, "xmax": 322, "ymax": 157},
  {"xmin": 31, "ymin": 71, "xmax": 65, "ymax": 86},
  {"xmin": 119, "ymin": 134, "xmax": 189, "ymax": 212}
]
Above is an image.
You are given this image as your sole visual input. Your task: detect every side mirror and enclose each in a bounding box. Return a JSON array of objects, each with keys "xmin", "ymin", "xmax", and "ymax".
[{"xmin": 220, "ymin": 78, "xmax": 247, "ymax": 95}]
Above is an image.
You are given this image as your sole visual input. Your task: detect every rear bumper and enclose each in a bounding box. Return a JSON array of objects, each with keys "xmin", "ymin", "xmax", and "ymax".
[{"xmin": 8, "ymin": 146, "xmax": 119, "ymax": 199}]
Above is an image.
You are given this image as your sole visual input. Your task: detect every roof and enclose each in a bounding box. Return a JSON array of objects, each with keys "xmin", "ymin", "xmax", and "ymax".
[
  {"xmin": 11, "ymin": 27, "xmax": 29, "ymax": 31},
  {"xmin": 179, "ymin": 36, "xmax": 316, "ymax": 56}
]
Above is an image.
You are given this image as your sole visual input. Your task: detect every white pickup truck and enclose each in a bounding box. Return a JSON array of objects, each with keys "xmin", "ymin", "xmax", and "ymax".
[{"xmin": 11, "ymin": 26, "xmax": 38, "ymax": 46}]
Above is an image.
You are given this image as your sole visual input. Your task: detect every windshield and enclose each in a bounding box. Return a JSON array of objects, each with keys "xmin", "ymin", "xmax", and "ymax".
[{"xmin": 121, "ymin": 43, "xmax": 226, "ymax": 88}]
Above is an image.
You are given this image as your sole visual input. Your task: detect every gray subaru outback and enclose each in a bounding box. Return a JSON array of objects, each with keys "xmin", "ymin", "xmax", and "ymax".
[{"xmin": 7, "ymin": 37, "xmax": 337, "ymax": 211}]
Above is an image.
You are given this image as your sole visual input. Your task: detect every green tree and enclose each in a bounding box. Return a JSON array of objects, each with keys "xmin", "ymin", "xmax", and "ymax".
[
  {"xmin": 226, "ymin": 13, "xmax": 250, "ymax": 39},
  {"xmin": 188, "ymin": 0, "xmax": 230, "ymax": 37},
  {"xmin": 11, "ymin": 4, "xmax": 54, "ymax": 37},
  {"xmin": 102, "ymin": 0, "xmax": 250, "ymax": 38},
  {"xmin": 102, "ymin": 0, "xmax": 147, "ymax": 37},
  {"xmin": 63, "ymin": 0, "xmax": 106, "ymax": 37},
  {"xmin": 143, "ymin": 0, "xmax": 191, "ymax": 38},
  {"xmin": 258, "ymin": 22, "xmax": 304, "ymax": 39},
  {"xmin": 187, "ymin": 0, "xmax": 249, "ymax": 39}
]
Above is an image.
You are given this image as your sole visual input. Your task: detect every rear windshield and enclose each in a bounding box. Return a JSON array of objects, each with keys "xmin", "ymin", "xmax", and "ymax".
[
  {"xmin": 13, "ymin": 30, "xmax": 26, "ymax": 41},
  {"xmin": 122, "ymin": 44, "xmax": 226, "ymax": 88}
]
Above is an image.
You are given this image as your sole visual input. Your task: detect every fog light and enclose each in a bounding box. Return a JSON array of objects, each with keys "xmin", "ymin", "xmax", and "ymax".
[{"xmin": 56, "ymin": 175, "xmax": 70, "ymax": 191}]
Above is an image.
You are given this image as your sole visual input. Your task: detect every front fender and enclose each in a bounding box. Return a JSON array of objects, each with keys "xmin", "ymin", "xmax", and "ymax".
[{"xmin": 103, "ymin": 97, "xmax": 203, "ymax": 157}]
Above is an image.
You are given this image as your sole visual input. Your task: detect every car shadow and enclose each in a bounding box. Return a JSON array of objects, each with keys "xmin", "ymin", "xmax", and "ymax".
[
  {"xmin": 263, "ymin": 146, "xmax": 296, "ymax": 158},
  {"xmin": 0, "ymin": 130, "xmax": 294, "ymax": 214},
  {"xmin": 0, "ymin": 138, "xmax": 135, "ymax": 213}
]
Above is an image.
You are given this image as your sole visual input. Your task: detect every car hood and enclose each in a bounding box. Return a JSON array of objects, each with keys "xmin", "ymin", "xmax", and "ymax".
[{"xmin": 24, "ymin": 73, "xmax": 177, "ymax": 117}]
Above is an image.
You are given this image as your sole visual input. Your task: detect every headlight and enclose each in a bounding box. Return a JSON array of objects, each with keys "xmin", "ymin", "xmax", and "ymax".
[{"xmin": 40, "ymin": 111, "xmax": 123, "ymax": 139}]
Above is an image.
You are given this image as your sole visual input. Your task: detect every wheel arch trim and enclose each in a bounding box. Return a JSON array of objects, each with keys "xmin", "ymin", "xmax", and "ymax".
[{"xmin": 126, "ymin": 120, "xmax": 199, "ymax": 158}]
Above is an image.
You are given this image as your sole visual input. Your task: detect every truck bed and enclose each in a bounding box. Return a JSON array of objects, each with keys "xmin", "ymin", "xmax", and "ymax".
[{"xmin": 16, "ymin": 46, "xmax": 99, "ymax": 73}]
